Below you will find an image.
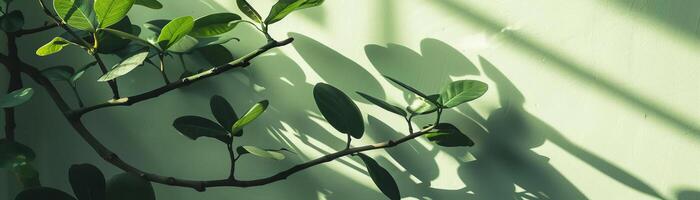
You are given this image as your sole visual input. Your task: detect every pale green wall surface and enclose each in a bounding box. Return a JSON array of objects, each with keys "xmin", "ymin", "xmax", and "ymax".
[{"xmin": 1, "ymin": 0, "xmax": 699, "ymax": 199}]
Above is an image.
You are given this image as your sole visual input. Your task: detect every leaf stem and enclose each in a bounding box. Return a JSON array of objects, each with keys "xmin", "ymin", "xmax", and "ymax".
[
  {"xmin": 406, "ymin": 115, "xmax": 414, "ymax": 133},
  {"xmin": 92, "ymin": 53, "xmax": 120, "ymax": 99},
  {"xmin": 158, "ymin": 54, "xmax": 170, "ymax": 84},
  {"xmin": 345, "ymin": 134, "xmax": 351, "ymax": 150},
  {"xmin": 227, "ymin": 142, "xmax": 236, "ymax": 179}
]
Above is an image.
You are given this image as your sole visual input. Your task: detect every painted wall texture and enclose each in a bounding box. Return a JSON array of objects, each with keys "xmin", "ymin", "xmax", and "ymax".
[{"xmin": 2, "ymin": 0, "xmax": 699, "ymax": 199}]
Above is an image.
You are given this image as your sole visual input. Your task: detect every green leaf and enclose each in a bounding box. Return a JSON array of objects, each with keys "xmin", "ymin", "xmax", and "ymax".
[
  {"xmin": 297, "ymin": 0, "xmax": 324, "ymax": 9},
  {"xmin": 97, "ymin": 50, "xmax": 149, "ymax": 81},
  {"xmin": 94, "ymin": 0, "xmax": 134, "ymax": 28},
  {"xmin": 11, "ymin": 162, "xmax": 41, "ymax": 189},
  {"xmin": 156, "ymin": 16, "xmax": 194, "ymax": 50},
  {"xmin": 106, "ymin": 173, "xmax": 155, "ymax": 200},
  {"xmin": 195, "ymin": 44, "xmax": 233, "ymax": 66},
  {"xmin": 36, "ymin": 37, "xmax": 75, "ymax": 56},
  {"xmin": 424, "ymin": 123, "xmax": 474, "ymax": 147},
  {"xmin": 357, "ymin": 153, "xmax": 400, "ymax": 200},
  {"xmin": 190, "ymin": 13, "xmax": 241, "ymax": 38},
  {"xmin": 134, "ymin": 0, "xmax": 162, "ymax": 9},
  {"xmin": 236, "ymin": 0, "xmax": 262, "ymax": 23},
  {"xmin": 230, "ymin": 100, "xmax": 268, "ymax": 136},
  {"xmin": 384, "ymin": 75, "xmax": 439, "ymax": 106},
  {"xmin": 0, "ymin": 10, "xmax": 24, "ymax": 32},
  {"xmin": 264, "ymin": 0, "xmax": 306, "ymax": 25},
  {"xmin": 96, "ymin": 17, "xmax": 135, "ymax": 53},
  {"xmin": 54, "ymin": 0, "xmax": 96, "ymax": 31},
  {"xmin": 237, "ymin": 146, "xmax": 285, "ymax": 160},
  {"xmin": 265, "ymin": 0, "xmax": 324, "ymax": 25},
  {"xmin": 69, "ymin": 164, "xmax": 106, "ymax": 200},
  {"xmin": 406, "ymin": 95, "xmax": 438, "ymax": 116},
  {"xmin": 173, "ymin": 116, "xmax": 230, "ymax": 142},
  {"xmin": 166, "ymin": 35, "xmax": 198, "ymax": 53},
  {"xmin": 438, "ymin": 80, "xmax": 488, "ymax": 108},
  {"xmin": 41, "ymin": 66, "xmax": 75, "ymax": 82},
  {"xmin": 210, "ymin": 95, "xmax": 239, "ymax": 132},
  {"xmin": 0, "ymin": 139, "xmax": 35, "ymax": 169},
  {"xmin": 357, "ymin": 92, "xmax": 406, "ymax": 117},
  {"xmin": 15, "ymin": 187, "xmax": 77, "ymax": 200},
  {"xmin": 102, "ymin": 27, "xmax": 160, "ymax": 50},
  {"xmin": 0, "ymin": 88, "xmax": 34, "ymax": 108},
  {"xmin": 313, "ymin": 83, "xmax": 364, "ymax": 139}
]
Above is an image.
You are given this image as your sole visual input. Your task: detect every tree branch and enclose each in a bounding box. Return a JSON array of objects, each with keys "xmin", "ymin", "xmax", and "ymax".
[
  {"xmin": 3, "ymin": 34, "xmax": 22, "ymax": 141},
  {"xmin": 70, "ymin": 37, "xmax": 294, "ymax": 117},
  {"xmin": 1, "ymin": 0, "xmax": 446, "ymax": 193}
]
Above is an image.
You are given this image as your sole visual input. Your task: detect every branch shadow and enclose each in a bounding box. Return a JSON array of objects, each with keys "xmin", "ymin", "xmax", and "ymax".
[
  {"xmin": 430, "ymin": 0, "xmax": 700, "ymax": 139},
  {"xmin": 363, "ymin": 38, "xmax": 664, "ymax": 199},
  {"xmin": 603, "ymin": 0, "xmax": 700, "ymax": 44}
]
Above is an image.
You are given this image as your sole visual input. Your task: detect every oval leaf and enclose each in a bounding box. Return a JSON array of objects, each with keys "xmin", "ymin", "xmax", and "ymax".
[
  {"xmin": 41, "ymin": 66, "xmax": 75, "ymax": 82},
  {"xmin": 357, "ymin": 92, "xmax": 406, "ymax": 117},
  {"xmin": 264, "ymin": 0, "xmax": 306, "ymax": 25},
  {"xmin": 106, "ymin": 173, "xmax": 155, "ymax": 200},
  {"xmin": 15, "ymin": 187, "xmax": 77, "ymax": 200},
  {"xmin": 236, "ymin": 0, "xmax": 262, "ymax": 23},
  {"xmin": 36, "ymin": 37, "xmax": 74, "ymax": 56},
  {"xmin": 95, "ymin": 0, "xmax": 135, "ymax": 28},
  {"xmin": 134, "ymin": 0, "xmax": 162, "ymax": 9},
  {"xmin": 357, "ymin": 153, "xmax": 400, "ymax": 200},
  {"xmin": 96, "ymin": 17, "xmax": 136, "ymax": 53},
  {"xmin": 190, "ymin": 13, "xmax": 241, "ymax": 38},
  {"xmin": 438, "ymin": 80, "xmax": 488, "ymax": 108},
  {"xmin": 167, "ymin": 35, "xmax": 198, "ymax": 53},
  {"xmin": 406, "ymin": 95, "xmax": 438, "ymax": 116},
  {"xmin": 0, "ymin": 10, "xmax": 24, "ymax": 32},
  {"xmin": 0, "ymin": 139, "xmax": 35, "ymax": 168},
  {"xmin": 424, "ymin": 123, "xmax": 474, "ymax": 147},
  {"xmin": 54, "ymin": 0, "xmax": 96, "ymax": 31},
  {"xmin": 238, "ymin": 146, "xmax": 285, "ymax": 160},
  {"xmin": 97, "ymin": 50, "xmax": 149, "ymax": 81},
  {"xmin": 69, "ymin": 164, "xmax": 106, "ymax": 200},
  {"xmin": 173, "ymin": 116, "xmax": 229, "ymax": 142},
  {"xmin": 0, "ymin": 88, "xmax": 34, "ymax": 108},
  {"xmin": 157, "ymin": 16, "xmax": 194, "ymax": 50},
  {"xmin": 313, "ymin": 83, "xmax": 364, "ymax": 139},
  {"xmin": 297, "ymin": 0, "xmax": 324, "ymax": 9},
  {"xmin": 231, "ymin": 100, "xmax": 268, "ymax": 136},
  {"xmin": 210, "ymin": 95, "xmax": 239, "ymax": 131}
]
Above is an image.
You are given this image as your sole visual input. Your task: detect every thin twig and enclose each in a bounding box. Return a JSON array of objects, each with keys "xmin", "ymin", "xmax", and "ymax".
[{"xmin": 70, "ymin": 37, "xmax": 294, "ymax": 117}]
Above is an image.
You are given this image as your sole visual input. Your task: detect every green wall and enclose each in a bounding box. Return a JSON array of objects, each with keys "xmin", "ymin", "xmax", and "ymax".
[{"xmin": 2, "ymin": 0, "xmax": 699, "ymax": 199}]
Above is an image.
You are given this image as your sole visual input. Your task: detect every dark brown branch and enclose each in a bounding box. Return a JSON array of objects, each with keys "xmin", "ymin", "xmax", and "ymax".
[
  {"xmin": 3, "ymin": 34, "xmax": 22, "ymax": 141},
  {"xmin": 1, "ymin": 36, "xmax": 442, "ymax": 191},
  {"xmin": 1, "ymin": 0, "xmax": 445, "ymax": 192},
  {"xmin": 70, "ymin": 37, "xmax": 294, "ymax": 117}
]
